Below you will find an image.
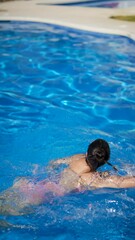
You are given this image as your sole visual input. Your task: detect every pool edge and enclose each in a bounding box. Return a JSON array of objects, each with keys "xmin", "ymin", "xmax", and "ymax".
[
  {"xmin": 0, "ymin": 16, "xmax": 135, "ymax": 41},
  {"xmin": 0, "ymin": 0, "xmax": 135, "ymax": 40}
]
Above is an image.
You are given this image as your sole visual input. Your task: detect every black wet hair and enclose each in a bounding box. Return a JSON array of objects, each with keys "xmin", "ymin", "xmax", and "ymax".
[{"xmin": 86, "ymin": 139, "xmax": 110, "ymax": 171}]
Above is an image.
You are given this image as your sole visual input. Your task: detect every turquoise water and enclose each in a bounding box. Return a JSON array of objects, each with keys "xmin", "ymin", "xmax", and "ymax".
[{"xmin": 0, "ymin": 21, "xmax": 135, "ymax": 239}]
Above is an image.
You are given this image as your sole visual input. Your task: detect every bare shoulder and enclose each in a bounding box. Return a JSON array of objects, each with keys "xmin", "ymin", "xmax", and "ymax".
[
  {"xmin": 69, "ymin": 154, "xmax": 85, "ymax": 162},
  {"xmin": 50, "ymin": 153, "xmax": 85, "ymax": 165}
]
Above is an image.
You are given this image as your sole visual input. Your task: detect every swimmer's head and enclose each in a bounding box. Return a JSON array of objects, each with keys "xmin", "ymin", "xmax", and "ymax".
[{"xmin": 86, "ymin": 139, "xmax": 110, "ymax": 171}]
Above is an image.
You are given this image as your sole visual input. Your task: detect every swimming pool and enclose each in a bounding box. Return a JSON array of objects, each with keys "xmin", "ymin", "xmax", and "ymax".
[
  {"xmin": 0, "ymin": 21, "xmax": 135, "ymax": 239},
  {"xmin": 45, "ymin": 0, "xmax": 135, "ymax": 8}
]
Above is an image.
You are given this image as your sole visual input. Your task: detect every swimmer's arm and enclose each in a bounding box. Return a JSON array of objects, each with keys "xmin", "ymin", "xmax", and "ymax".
[
  {"xmin": 49, "ymin": 154, "xmax": 84, "ymax": 166},
  {"xmin": 95, "ymin": 175, "xmax": 135, "ymax": 189}
]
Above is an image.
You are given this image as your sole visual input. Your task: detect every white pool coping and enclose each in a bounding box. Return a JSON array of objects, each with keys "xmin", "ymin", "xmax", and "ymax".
[{"xmin": 0, "ymin": 0, "xmax": 135, "ymax": 40}]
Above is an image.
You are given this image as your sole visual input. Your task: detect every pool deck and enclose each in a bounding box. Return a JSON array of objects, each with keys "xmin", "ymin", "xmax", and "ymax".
[{"xmin": 0, "ymin": 0, "xmax": 135, "ymax": 39}]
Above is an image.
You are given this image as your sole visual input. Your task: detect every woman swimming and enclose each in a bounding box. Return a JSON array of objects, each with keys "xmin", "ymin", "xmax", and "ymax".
[
  {"xmin": 0, "ymin": 139, "xmax": 135, "ymax": 216},
  {"xmin": 51, "ymin": 138, "xmax": 135, "ymax": 191}
]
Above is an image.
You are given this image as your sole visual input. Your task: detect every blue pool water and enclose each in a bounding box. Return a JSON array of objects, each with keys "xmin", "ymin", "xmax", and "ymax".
[
  {"xmin": 46, "ymin": 0, "xmax": 135, "ymax": 8},
  {"xmin": 0, "ymin": 21, "xmax": 135, "ymax": 239}
]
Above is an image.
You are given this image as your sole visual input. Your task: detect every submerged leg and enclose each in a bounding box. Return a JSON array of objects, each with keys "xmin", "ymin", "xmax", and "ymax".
[
  {"xmin": 0, "ymin": 188, "xmax": 33, "ymax": 216},
  {"xmin": 0, "ymin": 179, "xmax": 65, "ymax": 216}
]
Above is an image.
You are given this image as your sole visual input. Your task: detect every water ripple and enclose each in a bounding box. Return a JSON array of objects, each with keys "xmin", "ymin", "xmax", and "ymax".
[{"xmin": 0, "ymin": 21, "xmax": 135, "ymax": 134}]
